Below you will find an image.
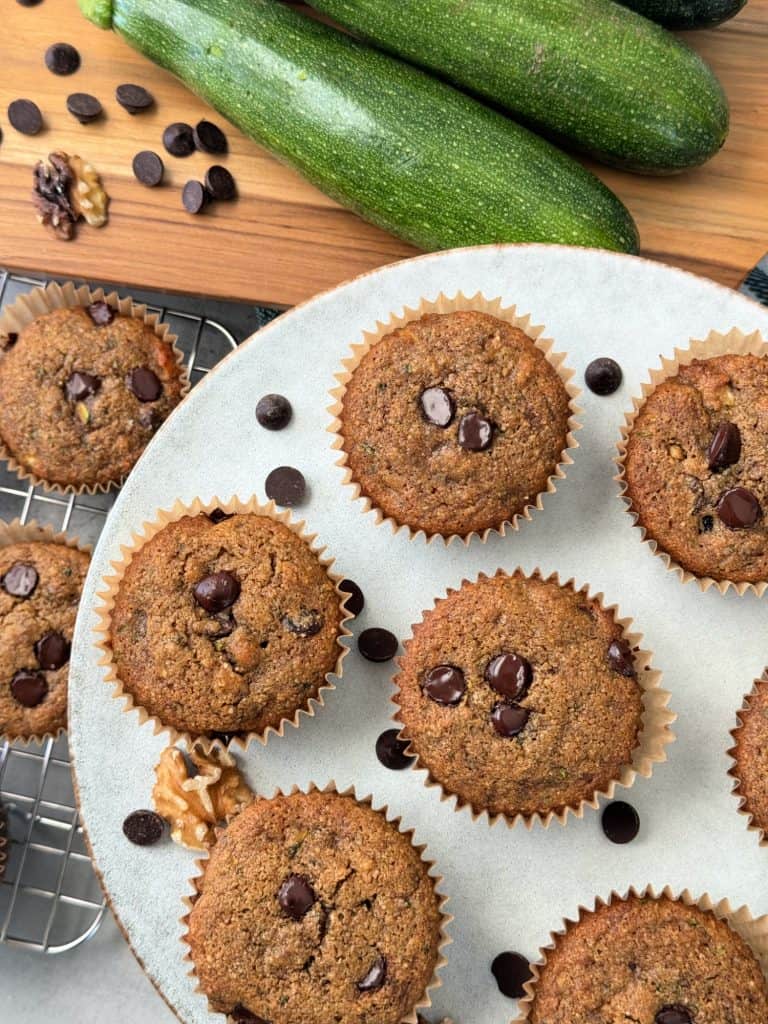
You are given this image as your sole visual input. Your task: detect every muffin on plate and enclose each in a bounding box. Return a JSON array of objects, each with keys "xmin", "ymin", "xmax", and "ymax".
[{"xmin": 729, "ymin": 674, "xmax": 768, "ymax": 845}]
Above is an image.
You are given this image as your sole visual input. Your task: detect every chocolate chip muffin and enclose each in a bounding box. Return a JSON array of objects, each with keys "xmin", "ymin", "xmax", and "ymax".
[
  {"xmin": 730, "ymin": 676, "xmax": 768, "ymax": 842},
  {"xmin": 0, "ymin": 302, "xmax": 186, "ymax": 490},
  {"xmin": 527, "ymin": 894, "xmax": 768, "ymax": 1023},
  {"xmin": 395, "ymin": 572, "xmax": 646, "ymax": 820},
  {"xmin": 623, "ymin": 354, "xmax": 768, "ymax": 584},
  {"xmin": 338, "ymin": 310, "xmax": 573, "ymax": 537},
  {"xmin": 0, "ymin": 541, "xmax": 90, "ymax": 740},
  {"xmin": 187, "ymin": 790, "xmax": 444, "ymax": 1024},
  {"xmin": 109, "ymin": 511, "xmax": 344, "ymax": 738}
]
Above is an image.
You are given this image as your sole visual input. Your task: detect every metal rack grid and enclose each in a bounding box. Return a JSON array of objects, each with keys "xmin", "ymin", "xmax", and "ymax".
[{"xmin": 0, "ymin": 269, "xmax": 242, "ymax": 954}]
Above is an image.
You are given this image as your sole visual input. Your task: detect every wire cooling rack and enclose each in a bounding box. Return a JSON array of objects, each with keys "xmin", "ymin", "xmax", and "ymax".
[{"xmin": 0, "ymin": 268, "xmax": 248, "ymax": 953}]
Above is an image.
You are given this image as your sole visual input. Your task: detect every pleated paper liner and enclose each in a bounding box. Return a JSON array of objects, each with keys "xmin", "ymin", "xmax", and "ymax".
[
  {"xmin": 514, "ymin": 885, "xmax": 768, "ymax": 1023},
  {"xmin": 328, "ymin": 291, "xmax": 582, "ymax": 545},
  {"xmin": 728, "ymin": 671, "xmax": 768, "ymax": 848},
  {"xmin": 0, "ymin": 280, "xmax": 189, "ymax": 495},
  {"xmin": 616, "ymin": 326, "xmax": 768, "ymax": 596},
  {"xmin": 94, "ymin": 496, "xmax": 353, "ymax": 755},
  {"xmin": 180, "ymin": 781, "xmax": 452, "ymax": 1024},
  {"xmin": 392, "ymin": 568, "xmax": 675, "ymax": 830},
  {"xmin": 0, "ymin": 517, "xmax": 92, "ymax": 746},
  {"xmin": 0, "ymin": 799, "xmax": 7, "ymax": 882}
]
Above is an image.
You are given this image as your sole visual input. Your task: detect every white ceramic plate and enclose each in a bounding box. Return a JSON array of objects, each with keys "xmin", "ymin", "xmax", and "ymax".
[{"xmin": 70, "ymin": 245, "xmax": 768, "ymax": 1024}]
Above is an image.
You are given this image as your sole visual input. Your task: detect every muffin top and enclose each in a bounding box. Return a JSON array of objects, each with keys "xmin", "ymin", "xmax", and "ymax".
[
  {"xmin": 529, "ymin": 895, "xmax": 768, "ymax": 1023},
  {"xmin": 187, "ymin": 790, "xmax": 442, "ymax": 1024},
  {"xmin": 624, "ymin": 354, "xmax": 768, "ymax": 583},
  {"xmin": 731, "ymin": 677, "xmax": 768, "ymax": 839},
  {"xmin": 109, "ymin": 511, "xmax": 343, "ymax": 737},
  {"xmin": 339, "ymin": 311, "xmax": 571, "ymax": 537},
  {"xmin": 0, "ymin": 540, "xmax": 90, "ymax": 740},
  {"xmin": 0, "ymin": 303, "xmax": 186, "ymax": 489},
  {"xmin": 395, "ymin": 573, "xmax": 644, "ymax": 819}
]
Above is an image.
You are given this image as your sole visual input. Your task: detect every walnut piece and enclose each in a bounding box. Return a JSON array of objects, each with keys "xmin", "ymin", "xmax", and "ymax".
[
  {"xmin": 152, "ymin": 744, "xmax": 253, "ymax": 850},
  {"xmin": 32, "ymin": 153, "xmax": 77, "ymax": 241},
  {"xmin": 68, "ymin": 154, "xmax": 109, "ymax": 227}
]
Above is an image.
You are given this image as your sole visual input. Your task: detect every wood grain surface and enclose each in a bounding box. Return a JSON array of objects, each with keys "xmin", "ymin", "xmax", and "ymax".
[{"xmin": 0, "ymin": 0, "xmax": 765, "ymax": 306}]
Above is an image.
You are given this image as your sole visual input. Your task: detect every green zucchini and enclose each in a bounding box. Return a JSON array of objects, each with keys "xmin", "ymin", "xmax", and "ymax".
[
  {"xmin": 79, "ymin": 0, "xmax": 639, "ymax": 254},
  {"xmin": 618, "ymin": 0, "xmax": 747, "ymax": 29},
  {"xmin": 304, "ymin": 0, "xmax": 729, "ymax": 174}
]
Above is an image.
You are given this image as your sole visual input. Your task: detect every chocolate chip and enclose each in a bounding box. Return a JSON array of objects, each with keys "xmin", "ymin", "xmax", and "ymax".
[
  {"xmin": 138, "ymin": 407, "xmax": 162, "ymax": 431},
  {"xmin": 230, "ymin": 1007, "xmax": 269, "ymax": 1024},
  {"xmin": 10, "ymin": 670, "xmax": 48, "ymax": 707},
  {"xmin": 255, "ymin": 393, "xmax": 292, "ymax": 430},
  {"xmin": 193, "ymin": 571, "xmax": 241, "ymax": 613},
  {"xmin": 717, "ymin": 486, "xmax": 761, "ymax": 529},
  {"xmin": 422, "ymin": 664, "xmax": 465, "ymax": 706},
  {"xmin": 66, "ymin": 92, "xmax": 102, "ymax": 124},
  {"xmin": 132, "ymin": 150, "xmax": 164, "ymax": 187},
  {"xmin": 2, "ymin": 562, "xmax": 38, "ymax": 598},
  {"xmin": 2, "ymin": 333, "xmax": 18, "ymax": 350},
  {"xmin": 193, "ymin": 119, "xmax": 228, "ymax": 154},
  {"xmin": 485, "ymin": 653, "xmax": 532, "ymax": 701},
  {"xmin": 65, "ymin": 371, "xmax": 100, "ymax": 401},
  {"xmin": 204, "ymin": 164, "xmax": 237, "ymax": 201},
  {"xmin": 458, "ymin": 411, "xmax": 493, "ymax": 451},
  {"xmin": 17, "ymin": 0, "xmax": 44, "ymax": 5},
  {"xmin": 8, "ymin": 99, "xmax": 43, "ymax": 135},
  {"xmin": 122, "ymin": 809, "xmax": 165, "ymax": 846},
  {"xmin": 277, "ymin": 874, "xmax": 316, "ymax": 919},
  {"xmin": 265, "ymin": 466, "xmax": 306, "ymax": 507},
  {"xmin": 420, "ymin": 387, "xmax": 455, "ymax": 427},
  {"xmin": 210, "ymin": 611, "xmax": 235, "ymax": 639},
  {"xmin": 358, "ymin": 627, "xmax": 398, "ymax": 663},
  {"xmin": 607, "ymin": 638, "xmax": 636, "ymax": 677},
  {"xmin": 491, "ymin": 702, "xmax": 529, "ymax": 737},
  {"xmin": 182, "ymin": 180, "xmax": 209, "ymax": 215},
  {"xmin": 282, "ymin": 609, "xmax": 323, "ymax": 637},
  {"xmin": 375, "ymin": 729, "xmax": 414, "ymax": 770},
  {"xmin": 585, "ymin": 357, "xmax": 623, "ymax": 396},
  {"xmin": 340, "ymin": 579, "xmax": 364, "ymax": 617},
  {"xmin": 655, "ymin": 1008, "xmax": 693, "ymax": 1024},
  {"xmin": 491, "ymin": 951, "xmax": 533, "ymax": 999},
  {"xmin": 163, "ymin": 121, "xmax": 195, "ymax": 157},
  {"xmin": 34, "ymin": 631, "xmax": 70, "ymax": 671},
  {"xmin": 126, "ymin": 367, "xmax": 162, "ymax": 402},
  {"xmin": 45, "ymin": 42, "xmax": 80, "ymax": 76},
  {"xmin": 87, "ymin": 300, "xmax": 115, "ymax": 326},
  {"xmin": 208, "ymin": 508, "xmax": 233, "ymax": 524},
  {"xmin": 601, "ymin": 800, "xmax": 640, "ymax": 845},
  {"xmin": 707, "ymin": 421, "xmax": 741, "ymax": 472},
  {"xmin": 699, "ymin": 514, "xmax": 714, "ymax": 534},
  {"xmin": 115, "ymin": 83, "xmax": 154, "ymax": 114},
  {"xmin": 356, "ymin": 955, "xmax": 387, "ymax": 993}
]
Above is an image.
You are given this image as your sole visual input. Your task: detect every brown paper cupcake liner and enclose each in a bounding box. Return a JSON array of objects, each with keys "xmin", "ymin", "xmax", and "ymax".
[
  {"xmin": 180, "ymin": 780, "xmax": 452, "ymax": 1024},
  {"xmin": 0, "ymin": 517, "xmax": 92, "ymax": 746},
  {"xmin": 94, "ymin": 495, "xmax": 353, "ymax": 755},
  {"xmin": 616, "ymin": 326, "xmax": 768, "ymax": 596},
  {"xmin": 0, "ymin": 280, "xmax": 190, "ymax": 495},
  {"xmin": 728, "ymin": 672, "xmax": 768, "ymax": 848},
  {"xmin": 328, "ymin": 291, "xmax": 582, "ymax": 545},
  {"xmin": 392, "ymin": 568, "xmax": 675, "ymax": 829},
  {"xmin": 0, "ymin": 799, "xmax": 8, "ymax": 883},
  {"xmin": 514, "ymin": 884, "xmax": 768, "ymax": 1022}
]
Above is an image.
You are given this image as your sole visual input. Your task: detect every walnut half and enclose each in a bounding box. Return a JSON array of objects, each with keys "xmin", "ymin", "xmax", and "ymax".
[{"xmin": 68, "ymin": 154, "xmax": 109, "ymax": 227}]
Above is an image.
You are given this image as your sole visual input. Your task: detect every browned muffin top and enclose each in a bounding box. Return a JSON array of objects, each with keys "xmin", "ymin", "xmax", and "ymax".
[
  {"xmin": 0, "ymin": 304, "xmax": 185, "ymax": 489},
  {"xmin": 624, "ymin": 354, "xmax": 768, "ymax": 583},
  {"xmin": 339, "ymin": 311, "xmax": 571, "ymax": 537},
  {"xmin": 187, "ymin": 791, "xmax": 442, "ymax": 1024},
  {"xmin": 110, "ymin": 512, "xmax": 343, "ymax": 738},
  {"xmin": 0, "ymin": 541, "xmax": 89, "ymax": 740},
  {"xmin": 529, "ymin": 895, "xmax": 768, "ymax": 1024},
  {"xmin": 395, "ymin": 573, "xmax": 644, "ymax": 819},
  {"xmin": 731, "ymin": 677, "xmax": 768, "ymax": 839}
]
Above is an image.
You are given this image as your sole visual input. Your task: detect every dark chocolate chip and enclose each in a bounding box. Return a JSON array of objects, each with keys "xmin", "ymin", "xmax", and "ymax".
[
  {"xmin": 132, "ymin": 150, "xmax": 164, "ymax": 187},
  {"xmin": 182, "ymin": 179, "xmax": 209, "ymax": 215},
  {"xmin": 87, "ymin": 300, "xmax": 115, "ymax": 326},
  {"xmin": 585, "ymin": 357, "xmax": 623, "ymax": 396},
  {"xmin": 138, "ymin": 406, "xmax": 162, "ymax": 431},
  {"xmin": 208, "ymin": 508, "xmax": 233, "ymax": 524},
  {"xmin": 255, "ymin": 393, "xmax": 292, "ymax": 431},
  {"xmin": 717, "ymin": 486, "xmax": 761, "ymax": 529},
  {"xmin": 265, "ymin": 466, "xmax": 306, "ymax": 507},
  {"xmin": 204, "ymin": 164, "xmax": 237, "ymax": 201},
  {"xmin": 655, "ymin": 1008, "xmax": 693, "ymax": 1024},
  {"xmin": 491, "ymin": 951, "xmax": 533, "ymax": 999},
  {"xmin": 339, "ymin": 579, "xmax": 364, "ymax": 617},
  {"xmin": 458, "ymin": 411, "xmax": 493, "ymax": 451},
  {"xmin": 34, "ymin": 631, "xmax": 70, "ymax": 671},
  {"xmin": 17, "ymin": 0, "xmax": 45, "ymax": 5},
  {"xmin": 126, "ymin": 367, "xmax": 162, "ymax": 402},
  {"xmin": 66, "ymin": 92, "xmax": 102, "ymax": 124},
  {"xmin": 607, "ymin": 638, "xmax": 636, "ymax": 677},
  {"xmin": 8, "ymin": 99, "xmax": 43, "ymax": 135},
  {"xmin": 707, "ymin": 421, "xmax": 741, "ymax": 472},
  {"xmin": 45, "ymin": 42, "xmax": 80, "ymax": 76},
  {"xmin": 65, "ymin": 371, "xmax": 100, "ymax": 401},
  {"xmin": 163, "ymin": 121, "xmax": 195, "ymax": 157},
  {"xmin": 230, "ymin": 1007, "xmax": 269, "ymax": 1024},
  {"xmin": 420, "ymin": 387, "xmax": 455, "ymax": 428},
  {"xmin": 122, "ymin": 809, "xmax": 165, "ymax": 846},
  {"xmin": 2, "ymin": 333, "xmax": 18, "ymax": 350},
  {"xmin": 375, "ymin": 729, "xmax": 414, "ymax": 770},
  {"xmin": 422, "ymin": 664, "xmax": 465, "ymax": 706},
  {"xmin": 115, "ymin": 83, "xmax": 154, "ymax": 114},
  {"xmin": 491, "ymin": 702, "xmax": 529, "ymax": 738},
  {"xmin": 277, "ymin": 874, "xmax": 316, "ymax": 920},
  {"xmin": 699, "ymin": 514, "xmax": 714, "ymax": 534},
  {"xmin": 193, "ymin": 571, "xmax": 241, "ymax": 613},
  {"xmin": 210, "ymin": 611, "xmax": 236, "ymax": 639},
  {"xmin": 356, "ymin": 955, "xmax": 387, "ymax": 993},
  {"xmin": 193, "ymin": 119, "xmax": 228, "ymax": 154},
  {"xmin": 358, "ymin": 627, "xmax": 398, "ymax": 663},
  {"xmin": 2, "ymin": 562, "xmax": 38, "ymax": 598},
  {"xmin": 485, "ymin": 653, "xmax": 532, "ymax": 701},
  {"xmin": 282, "ymin": 608, "xmax": 323, "ymax": 637},
  {"xmin": 601, "ymin": 800, "xmax": 640, "ymax": 845},
  {"xmin": 10, "ymin": 670, "xmax": 48, "ymax": 708}
]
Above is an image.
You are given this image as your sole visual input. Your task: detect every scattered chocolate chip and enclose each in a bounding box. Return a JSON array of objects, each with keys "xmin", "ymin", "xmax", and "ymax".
[
  {"xmin": 357, "ymin": 956, "xmax": 387, "ymax": 993},
  {"xmin": 358, "ymin": 627, "xmax": 398, "ymax": 663},
  {"xmin": 255, "ymin": 393, "xmax": 292, "ymax": 430},
  {"xmin": 9, "ymin": 98, "xmax": 43, "ymax": 135},
  {"xmin": 45, "ymin": 42, "xmax": 80, "ymax": 76},
  {"xmin": 707, "ymin": 421, "xmax": 741, "ymax": 472},
  {"xmin": 163, "ymin": 121, "xmax": 195, "ymax": 157},
  {"xmin": 65, "ymin": 371, "xmax": 100, "ymax": 401},
  {"xmin": 585, "ymin": 356, "xmax": 623, "ymax": 396},
  {"xmin": 126, "ymin": 367, "xmax": 162, "ymax": 402},
  {"xmin": 34, "ymin": 631, "xmax": 70, "ymax": 671},
  {"xmin": 282, "ymin": 609, "xmax": 323, "ymax": 637},
  {"xmin": 182, "ymin": 179, "xmax": 209, "ymax": 215},
  {"xmin": 66, "ymin": 92, "xmax": 102, "ymax": 124},
  {"xmin": 601, "ymin": 800, "xmax": 640, "ymax": 844},
  {"xmin": 193, "ymin": 119, "xmax": 228, "ymax": 154},
  {"xmin": 458, "ymin": 411, "xmax": 493, "ymax": 451},
  {"xmin": 115, "ymin": 83, "xmax": 154, "ymax": 114},
  {"xmin": 10, "ymin": 669, "xmax": 48, "ymax": 708},
  {"xmin": 717, "ymin": 486, "xmax": 761, "ymax": 529},
  {"xmin": 17, "ymin": 0, "xmax": 45, "ymax": 5},
  {"xmin": 491, "ymin": 702, "xmax": 529, "ymax": 738},
  {"xmin": 208, "ymin": 508, "xmax": 233, "ymax": 524},
  {"xmin": 132, "ymin": 150, "xmax": 164, "ymax": 187},
  {"xmin": 422, "ymin": 664, "xmax": 465, "ymax": 706},
  {"xmin": 485, "ymin": 653, "xmax": 532, "ymax": 701},
  {"xmin": 277, "ymin": 874, "xmax": 316, "ymax": 920},
  {"xmin": 122, "ymin": 809, "xmax": 165, "ymax": 846},
  {"xmin": 491, "ymin": 951, "xmax": 533, "ymax": 999},
  {"xmin": 265, "ymin": 466, "xmax": 306, "ymax": 507},
  {"xmin": 607, "ymin": 638, "xmax": 636, "ymax": 677},
  {"xmin": 340, "ymin": 579, "xmax": 364, "ymax": 617},
  {"xmin": 2, "ymin": 562, "xmax": 38, "ymax": 598},
  {"xmin": 87, "ymin": 300, "xmax": 115, "ymax": 326},
  {"xmin": 193, "ymin": 571, "xmax": 241, "ymax": 613},
  {"xmin": 375, "ymin": 729, "xmax": 414, "ymax": 770},
  {"xmin": 205, "ymin": 164, "xmax": 237, "ymax": 201},
  {"xmin": 420, "ymin": 387, "xmax": 455, "ymax": 427},
  {"xmin": 699, "ymin": 514, "xmax": 714, "ymax": 534},
  {"xmin": 655, "ymin": 1008, "xmax": 693, "ymax": 1024},
  {"xmin": 230, "ymin": 1006, "xmax": 269, "ymax": 1024}
]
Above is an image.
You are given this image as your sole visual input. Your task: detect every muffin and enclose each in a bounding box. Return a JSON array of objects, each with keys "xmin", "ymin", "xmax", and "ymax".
[
  {"xmin": 394, "ymin": 571, "xmax": 650, "ymax": 821},
  {"xmin": 623, "ymin": 353, "xmax": 768, "ymax": 585},
  {"xmin": 525, "ymin": 893, "xmax": 768, "ymax": 1023},
  {"xmin": 336, "ymin": 309, "xmax": 573, "ymax": 538},
  {"xmin": 0, "ymin": 301, "xmax": 186, "ymax": 490},
  {"xmin": 108, "ymin": 510, "xmax": 344, "ymax": 738},
  {"xmin": 186, "ymin": 789, "xmax": 445, "ymax": 1024},
  {"xmin": 729, "ymin": 675, "xmax": 768, "ymax": 844},
  {"xmin": 0, "ymin": 540, "xmax": 90, "ymax": 740}
]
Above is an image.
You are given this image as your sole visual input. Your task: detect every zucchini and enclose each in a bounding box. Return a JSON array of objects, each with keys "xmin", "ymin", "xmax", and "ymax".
[
  {"xmin": 618, "ymin": 0, "xmax": 747, "ymax": 29},
  {"xmin": 304, "ymin": 0, "xmax": 729, "ymax": 173},
  {"xmin": 79, "ymin": 0, "xmax": 639, "ymax": 254}
]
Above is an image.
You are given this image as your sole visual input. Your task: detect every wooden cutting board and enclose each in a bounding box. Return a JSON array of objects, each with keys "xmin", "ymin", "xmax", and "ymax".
[{"xmin": 1, "ymin": 0, "xmax": 765, "ymax": 307}]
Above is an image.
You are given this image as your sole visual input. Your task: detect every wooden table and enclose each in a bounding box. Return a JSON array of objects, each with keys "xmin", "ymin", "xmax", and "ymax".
[{"xmin": 1, "ymin": 0, "xmax": 765, "ymax": 307}]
